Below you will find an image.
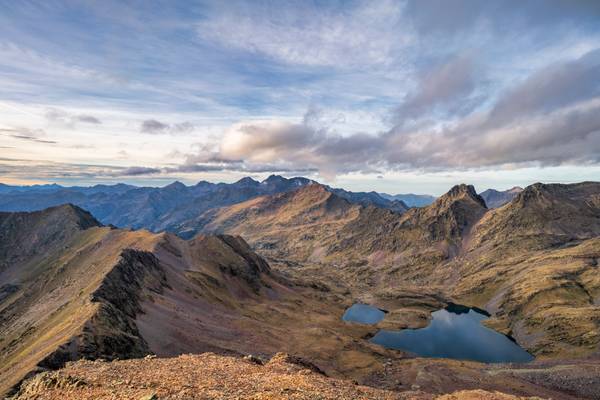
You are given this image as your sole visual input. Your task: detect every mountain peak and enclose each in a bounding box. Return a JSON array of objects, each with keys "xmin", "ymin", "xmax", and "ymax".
[
  {"xmin": 447, "ymin": 183, "xmax": 477, "ymax": 197},
  {"xmin": 50, "ymin": 203, "xmax": 102, "ymax": 229},
  {"xmin": 262, "ymin": 174, "xmax": 287, "ymax": 184},
  {"xmin": 164, "ymin": 181, "xmax": 187, "ymax": 190},
  {"xmin": 0, "ymin": 204, "xmax": 101, "ymax": 270},
  {"xmin": 235, "ymin": 177, "xmax": 260, "ymax": 186},
  {"xmin": 442, "ymin": 184, "xmax": 486, "ymax": 208}
]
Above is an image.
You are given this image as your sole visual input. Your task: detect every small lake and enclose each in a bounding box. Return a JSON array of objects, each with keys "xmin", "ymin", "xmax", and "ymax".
[
  {"xmin": 342, "ymin": 303, "xmax": 386, "ymax": 324},
  {"xmin": 343, "ymin": 303, "xmax": 533, "ymax": 363}
]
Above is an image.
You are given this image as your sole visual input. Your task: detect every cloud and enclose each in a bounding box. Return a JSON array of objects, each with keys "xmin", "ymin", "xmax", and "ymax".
[
  {"xmin": 1, "ymin": 1, "xmax": 600, "ymax": 190},
  {"xmin": 198, "ymin": 1, "xmax": 410, "ymax": 67},
  {"xmin": 0, "ymin": 157, "xmax": 164, "ymax": 181},
  {"xmin": 394, "ymin": 54, "xmax": 480, "ymax": 122},
  {"xmin": 9, "ymin": 135, "xmax": 57, "ymax": 144},
  {"xmin": 75, "ymin": 114, "xmax": 102, "ymax": 124},
  {"xmin": 117, "ymin": 150, "xmax": 130, "ymax": 159},
  {"xmin": 45, "ymin": 108, "xmax": 102, "ymax": 126},
  {"xmin": 140, "ymin": 119, "xmax": 195, "ymax": 134},
  {"xmin": 405, "ymin": 0, "xmax": 600, "ymax": 36},
  {"xmin": 0, "ymin": 128, "xmax": 57, "ymax": 144},
  {"xmin": 175, "ymin": 48, "xmax": 600, "ymax": 177},
  {"xmin": 487, "ymin": 48, "xmax": 600, "ymax": 127},
  {"xmin": 166, "ymin": 161, "xmax": 316, "ymax": 175},
  {"xmin": 220, "ymin": 120, "xmax": 318, "ymax": 163},
  {"xmin": 140, "ymin": 119, "xmax": 169, "ymax": 133},
  {"xmin": 384, "ymin": 99, "xmax": 600, "ymax": 169},
  {"xmin": 119, "ymin": 166, "xmax": 161, "ymax": 176}
]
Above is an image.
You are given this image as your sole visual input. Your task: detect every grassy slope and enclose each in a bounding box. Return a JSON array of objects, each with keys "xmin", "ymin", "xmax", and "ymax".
[
  {"xmin": 194, "ymin": 182, "xmax": 600, "ymax": 359},
  {"xmin": 0, "ymin": 226, "xmax": 161, "ymax": 394}
]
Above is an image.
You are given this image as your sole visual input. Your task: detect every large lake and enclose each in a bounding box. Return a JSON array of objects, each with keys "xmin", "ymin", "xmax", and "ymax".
[{"xmin": 343, "ymin": 303, "xmax": 534, "ymax": 363}]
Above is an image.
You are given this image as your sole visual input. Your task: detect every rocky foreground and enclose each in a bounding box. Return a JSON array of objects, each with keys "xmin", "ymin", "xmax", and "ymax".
[{"xmin": 13, "ymin": 352, "xmax": 540, "ymax": 400}]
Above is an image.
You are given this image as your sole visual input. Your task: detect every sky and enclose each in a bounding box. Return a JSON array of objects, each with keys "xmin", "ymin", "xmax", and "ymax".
[{"xmin": 1, "ymin": 0, "xmax": 599, "ymax": 195}]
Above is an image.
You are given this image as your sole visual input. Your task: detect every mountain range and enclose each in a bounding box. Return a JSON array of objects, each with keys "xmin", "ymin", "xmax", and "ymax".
[
  {"xmin": 0, "ymin": 176, "xmax": 528, "ymax": 240},
  {"xmin": 0, "ymin": 176, "xmax": 421, "ymax": 236},
  {"xmin": 2, "ymin": 178, "xmax": 600, "ymax": 398}
]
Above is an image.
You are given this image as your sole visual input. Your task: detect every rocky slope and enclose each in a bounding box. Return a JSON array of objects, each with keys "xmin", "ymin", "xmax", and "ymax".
[
  {"xmin": 192, "ymin": 183, "xmax": 486, "ymax": 289},
  {"xmin": 12, "ymin": 353, "xmax": 547, "ymax": 400}
]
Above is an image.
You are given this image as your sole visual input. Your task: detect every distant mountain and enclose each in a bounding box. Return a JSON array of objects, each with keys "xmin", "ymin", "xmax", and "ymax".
[
  {"xmin": 192, "ymin": 183, "xmax": 487, "ymax": 273},
  {"xmin": 0, "ymin": 176, "xmax": 413, "ymax": 234},
  {"xmin": 380, "ymin": 192, "xmax": 436, "ymax": 207},
  {"xmin": 479, "ymin": 186, "xmax": 523, "ymax": 208},
  {"xmin": 0, "ymin": 183, "xmax": 62, "ymax": 194},
  {"xmin": 188, "ymin": 183, "xmax": 362, "ymax": 254},
  {"xmin": 326, "ymin": 187, "xmax": 409, "ymax": 213}
]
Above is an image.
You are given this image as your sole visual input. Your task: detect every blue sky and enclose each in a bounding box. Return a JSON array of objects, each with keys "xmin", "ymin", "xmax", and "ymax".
[{"xmin": 1, "ymin": 0, "xmax": 599, "ymax": 195}]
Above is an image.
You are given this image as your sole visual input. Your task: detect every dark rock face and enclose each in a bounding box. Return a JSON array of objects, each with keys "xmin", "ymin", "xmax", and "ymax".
[
  {"xmin": 217, "ymin": 235, "xmax": 271, "ymax": 291},
  {"xmin": 0, "ymin": 284, "xmax": 19, "ymax": 302},
  {"xmin": 477, "ymin": 182, "xmax": 600, "ymax": 246},
  {"xmin": 218, "ymin": 235, "xmax": 271, "ymax": 276},
  {"xmin": 446, "ymin": 184, "xmax": 487, "ymax": 208},
  {"xmin": 38, "ymin": 250, "xmax": 168, "ymax": 370},
  {"xmin": 91, "ymin": 249, "xmax": 166, "ymax": 318}
]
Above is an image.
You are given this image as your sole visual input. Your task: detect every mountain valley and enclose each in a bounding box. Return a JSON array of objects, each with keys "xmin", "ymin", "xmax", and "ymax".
[{"xmin": 1, "ymin": 179, "xmax": 600, "ymax": 399}]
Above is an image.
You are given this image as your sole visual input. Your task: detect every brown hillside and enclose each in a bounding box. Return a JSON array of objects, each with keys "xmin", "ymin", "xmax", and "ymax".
[{"xmin": 192, "ymin": 182, "xmax": 600, "ymax": 360}]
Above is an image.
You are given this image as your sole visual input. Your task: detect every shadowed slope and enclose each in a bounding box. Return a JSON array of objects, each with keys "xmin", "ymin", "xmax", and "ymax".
[{"xmin": 0, "ymin": 204, "xmax": 100, "ymax": 275}]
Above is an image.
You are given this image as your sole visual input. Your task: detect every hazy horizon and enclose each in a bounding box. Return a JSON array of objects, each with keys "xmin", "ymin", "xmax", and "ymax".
[{"xmin": 0, "ymin": 173, "xmax": 594, "ymax": 197}]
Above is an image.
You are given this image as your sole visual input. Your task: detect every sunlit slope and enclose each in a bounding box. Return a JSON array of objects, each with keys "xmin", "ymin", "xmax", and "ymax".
[{"xmin": 195, "ymin": 182, "xmax": 600, "ymax": 358}]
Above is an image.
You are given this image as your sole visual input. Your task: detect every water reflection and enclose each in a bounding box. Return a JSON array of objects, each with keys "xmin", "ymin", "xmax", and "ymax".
[{"xmin": 370, "ymin": 308, "xmax": 533, "ymax": 363}]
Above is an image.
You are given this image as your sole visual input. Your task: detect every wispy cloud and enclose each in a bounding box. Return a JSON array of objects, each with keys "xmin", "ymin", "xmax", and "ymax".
[
  {"xmin": 45, "ymin": 108, "xmax": 103, "ymax": 126},
  {"xmin": 118, "ymin": 166, "xmax": 162, "ymax": 176},
  {"xmin": 198, "ymin": 1, "xmax": 410, "ymax": 67},
  {"xmin": 394, "ymin": 53, "xmax": 481, "ymax": 123},
  {"xmin": 0, "ymin": 127, "xmax": 57, "ymax": 144}
]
